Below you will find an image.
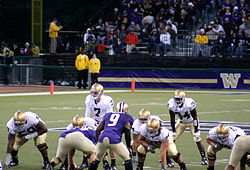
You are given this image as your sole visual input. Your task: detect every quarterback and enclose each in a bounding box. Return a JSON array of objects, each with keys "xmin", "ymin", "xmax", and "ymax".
[
  {"xmin": 88, "ymin": 101, "xmax": 134, "ymax": 170},
  {"xmin": 167, "ymin": 90, "xmax": 208, "ymax": 165},
  {"xmin": 206, "ymin": 124, "xmax": 245, "ymax": 170},
  {"xmin": 136, "ymin": 117, "xmax": 188, "ymax": 170},
  {"xmin": 5, "ymin": 110, "xmax": 50, "ymax": 169}
]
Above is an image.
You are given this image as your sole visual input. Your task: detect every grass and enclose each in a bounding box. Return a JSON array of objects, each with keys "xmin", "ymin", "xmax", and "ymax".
[{"xmin": 0, "ymin": 89, "xmax": 250, "ymax": 169}]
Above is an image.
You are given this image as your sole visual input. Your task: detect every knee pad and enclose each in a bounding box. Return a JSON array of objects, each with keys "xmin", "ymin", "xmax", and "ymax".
[
  {"xmin": 124, "ymin": 160, "xmax": 133, "ymax": 170},
  {"xmin": 172, "ymin": 152, "xmax": 181, "ymax": 162},
  {"xmin": 207, "ymin": 153, "xmax": 216, "ymax": 161},
  {"xmin": 37, "ymin": 143, "xmax": 48, "ymax": 151}
]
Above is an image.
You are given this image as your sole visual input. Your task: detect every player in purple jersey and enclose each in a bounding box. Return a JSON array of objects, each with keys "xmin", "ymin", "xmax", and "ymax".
[
  {"xmin": 47, "ymin": 115, "xmax": 96, "ymax": 170},
  {"xmin": 88, "ymin": 101, "xmax": 134, "ymax": 170}
]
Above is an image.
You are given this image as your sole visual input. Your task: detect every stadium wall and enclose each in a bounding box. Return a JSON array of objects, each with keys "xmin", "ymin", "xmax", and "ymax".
[{"xmin": 99, "ymin": 68, "xmax": 250, "ymax": 90}]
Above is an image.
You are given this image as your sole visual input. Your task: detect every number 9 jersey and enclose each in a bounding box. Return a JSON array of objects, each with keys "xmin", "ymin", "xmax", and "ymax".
[
  {"xmin": 85, "ymin": 94, "xmax": 114, "ymax": 123},
  {"xmin": 167, "ymin": 97, "xmax": 196, "ymax": 123}
]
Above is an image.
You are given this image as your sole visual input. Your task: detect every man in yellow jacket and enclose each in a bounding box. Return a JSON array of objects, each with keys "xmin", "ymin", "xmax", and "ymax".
[
  {"xmin": 89, "ymin": 53, "xmax": 101, "ymax": 86},
  {"xmin": 75, "ymin": 50, "xmax": 89, "ymax": 89},
  {"xmin": 193, "ymin": 29, "xmax": 209, "ymax": 57},
  {"xmin": 49, "ymin": 18, "xmax": 63, "ymax": 53}
]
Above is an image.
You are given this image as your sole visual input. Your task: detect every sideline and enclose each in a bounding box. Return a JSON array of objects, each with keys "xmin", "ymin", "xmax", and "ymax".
[{"xmin": 1, "ymin": 89, "xmax": 250, "ymax": 97}]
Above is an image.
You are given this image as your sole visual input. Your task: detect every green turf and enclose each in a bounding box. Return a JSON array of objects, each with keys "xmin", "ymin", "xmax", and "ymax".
[{"xmin": 0, "ymin": 90, "xmax": 250, "ymax": 170}]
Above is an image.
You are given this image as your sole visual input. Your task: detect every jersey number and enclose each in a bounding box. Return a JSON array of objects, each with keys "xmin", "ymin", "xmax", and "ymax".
[
  {"xmin": 94, "ymin": 108, "xmax": 101, "ymax": 117},
  {"xmin": 19, "ymin": 127, "xmax": 36, "ymax": 136},
  {"xmin": 175, "ymin": 111, "xmax": 191, "ymax": 120},
  {"xmin": 107, "ymin": 114, "xmax": 120, "ymax": 127}
]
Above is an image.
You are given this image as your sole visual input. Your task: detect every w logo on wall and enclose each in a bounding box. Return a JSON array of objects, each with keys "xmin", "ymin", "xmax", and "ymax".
[{"xmin": 220, "ymin": 73, "xmax": 241, "ymax": 88}]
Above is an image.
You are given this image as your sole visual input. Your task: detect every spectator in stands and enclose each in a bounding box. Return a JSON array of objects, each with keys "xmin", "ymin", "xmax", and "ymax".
[
  {"xmin": 49, "ymin": 18, "xmax": 63, "ymax": 53},
  {"xmin": 193, "ymin": 28, "xmax": 209, "ymax": 57},
  {"xmin": 127, "ymin": 21, "xmax": 137, "ymax": 33},
  {"xmin": 89, "ymin": 53, "xmax": 101, "ymax": 86},
  {"xmin": 83, "ymin": 28, "xmax": 96, "ymax": 54},
  {"xmin": 31, "ymin": 43, "xmax": 40, "ymax": 56},
  {"xmin": 212, "ymin": 21, "xmax": 225, "ymax": 34},
  {"xmin": 12, "ymin": 43, "xmax": 20, "ymax": 56},
  {"xmin": 222, "ymin": 17, "xmax": 234, "ymax": 37},
  {"xmin": 156, "ymin": 28, "xmax": 171, "ymax": 56},
  {"xmin": 2, "ymin": 49, "xmax": 14, "ymax": 85},
  {"xmin": 166, "ymin": 23, "xmax": 177, "ymax": 48},
  {"xmin": 212, "ymin": 31, "xmax": 229, "ymax": 57},
  {"xmin": 75, "ymin": 49, "xmax": 89, "ymax": 89},
  {"xmin": 113, "ymin": 38, "xmax": 124, "ymax": 54},
  {"xmin": 24, "ymin": 42, "xmax": 32, "ymax": 56},
  {"xmin": 148, "ymin": 29, "xmax": 160, "ymax": 55},
  {"xmin": 228, "ymin": 33, "xmax": 239, "ymax": 57},
  {"xmin": 239, "ymin": 17, "xmax": 250, "ymax": 39},
  {"xmin": 236, "ymin": 31, "xmax": 248, "ymax": 57},
  {"xmin": 187, "ymin": 2, "xmax": 197, "ymax": 29},
  {"xmin": 125, "ymin": 31, "xmax": 139, "ymax": 53}
]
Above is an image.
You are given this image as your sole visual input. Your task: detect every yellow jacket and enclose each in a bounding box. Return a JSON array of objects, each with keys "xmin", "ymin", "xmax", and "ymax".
[
  {"xmin": 49, "ymin": 22, "xmax": 61, "ymax": 38},
  {"xmin": 89, "ymin": 58, "xmax": 101, "ymax": 73},
  {"xmin": 75, "ymin": 54, "xmax": 89, "ymax": 71},
  {"xmin": 194, "ymin": 34, "xmax": 208, "ymax": 45}
]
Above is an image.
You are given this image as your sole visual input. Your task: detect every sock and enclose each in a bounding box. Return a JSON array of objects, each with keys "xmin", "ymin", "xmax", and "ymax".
[{"xmin": 111, "ymin": 158, "xmax": 116, "ymax": 166}]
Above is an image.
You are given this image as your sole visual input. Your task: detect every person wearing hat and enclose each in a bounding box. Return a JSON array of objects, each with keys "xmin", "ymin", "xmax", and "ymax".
[
  {"xmin": 49, "ymin": 18, "xmax": 63, "ymax": 53},
  {"xmin": 2, "ymin": 49, "xmax": 14, "ymax": 85},
  {"xmin": 193, "ymin": 28, "xmax": 209, "ymax": 57}
]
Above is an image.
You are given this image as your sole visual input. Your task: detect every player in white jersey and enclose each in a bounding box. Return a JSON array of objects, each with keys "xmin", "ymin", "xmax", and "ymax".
[
  {"xmin": 206, "ymin": 124, "xmax": 245, "ymax": 170},
  {"xmin": 167, "ymin": 90, "xmax": 208, "ymax": 165},
  {"xmin": 4, "ymin": 110, "xmax": 50, "ymax": 169},
  {"xmin": 136, "ymin": 117, "xmax": 188, "ymax": 170},
  {"xmin": 67, "ymin": 116, "xmax": 98, "ymax": 131},
  {"xmin": 131, "ymin": 109, "xmax": 174, "ymax": 167},
  {"xmin": 85, "ymin": 83, "xmax": 116, "ymax": 170}
]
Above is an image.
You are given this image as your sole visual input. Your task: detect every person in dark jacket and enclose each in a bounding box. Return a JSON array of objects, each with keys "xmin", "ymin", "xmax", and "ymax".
[{"xmin": 3, "ymin": 50, "xmax": 14, "ymax": 85}]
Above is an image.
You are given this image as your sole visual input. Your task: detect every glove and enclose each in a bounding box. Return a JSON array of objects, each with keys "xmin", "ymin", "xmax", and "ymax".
[
  {"xmin": 24, "ymin": 132, "xmax": 38, "ymax": 140},
  {"xmin": 172, "ymin": 132, "xmax": 177, "ymax": 138},
  {"xmin": 214, "ymin": 143, "xmax": 222, "ymax": 150},
  {"xmin": 193, "ymin": 132, "xmax": 200, "ymax": 139},
  {"xmin": 147, "ymin": 145, "xmax": 155, "ymax": 153},
  {"xmin": 161, "ymin": 166, "xmax": 167, "ymax": 170},
  {"xmin": 4, "ymin": 154, "xmax": 12, "ymax": 169},
  {"xmin": 132, "ymin": 152, "xmax": 137, "ymax": 165}
]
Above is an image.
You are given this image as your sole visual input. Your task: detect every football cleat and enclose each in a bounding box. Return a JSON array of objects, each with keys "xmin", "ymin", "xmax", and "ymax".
[
  {"xmin": 174, "ymin": 90, "xmax": 185, "ymax": 106},
  {"xmin": 200, "ymin": 157, "xmax": 208, "ymax": 165},
  {"xmin": 72, "ymin": 115, "xmax": 85, "ymax": 128},
  {"xmin": 9, "ymin": 157, "xmax": 19, "ymax": 167},
  {"xmin": 138, "ymin": 109, "xmax": 150, "ymax": 123},
  {"xmin": 216, "ymin": 124, "xmax": 229, "ymax": 141},
  {"xmin": 58, "ymin": 163, "xmax": 67, "ymax": 170},
  {"xmin": 13, "ymin": 110, "xmax": 26, "ymax": 127},
  {"xmin": 147, "ymin": 118, "xmax": 161, "ymax": 136},
  {"xmin": 116, "ymin": 101, "xmax": 128, "ymax": 114},
  {"xmin": 90, "ymin": 83, "xmax": 104, "ymax": 100},
  {"xmin": 110, "ymin": 165, "xmax": 117, "ymax": 170}
]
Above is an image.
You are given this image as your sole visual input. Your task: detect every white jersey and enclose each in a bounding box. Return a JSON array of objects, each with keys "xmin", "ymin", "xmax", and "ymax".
[
  {"xmin": 208, "ymin": 126, "xmax": 245, "ymax": 149},
  {"xmin": 66, "ymin": 117, "xmax": 98, "ymax": 131},
  {"xmin": 140, "ymin": 124, "xmax": 171, "ymax": 148},
  {"xmin": 85, "ymin": 94, "xmax": 114, "ymax": 123},
  {"xmin": 167, "ymin": 98, "xmax": 196, "ymax": 123},
  {"xmin": 132, "ymin": 115, "xmax": 161, "ymax": 135},
  {"xmin": 7, "ymin": 111, "xmax": 43, "ymax": 136}
]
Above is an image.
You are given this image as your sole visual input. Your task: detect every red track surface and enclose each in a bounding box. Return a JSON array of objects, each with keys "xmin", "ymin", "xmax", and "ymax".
[{"xmin": 0, "ymin": 85, "xmax": 74, "ymax": 92}]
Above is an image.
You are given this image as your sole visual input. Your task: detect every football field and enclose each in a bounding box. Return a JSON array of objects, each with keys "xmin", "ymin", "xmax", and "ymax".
[{"xmin": 0, "ymin": 89, "xmax": 250, "ymax": 170}]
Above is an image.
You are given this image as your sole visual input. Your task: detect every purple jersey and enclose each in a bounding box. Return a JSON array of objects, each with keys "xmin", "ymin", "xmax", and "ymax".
[
  {"xmin": 59, "ymin": 128, "xmax": 96, "ymax": 144},
  {"xmin": 98, "ymin": 112, "xmax": 134, "ymax": 144}
]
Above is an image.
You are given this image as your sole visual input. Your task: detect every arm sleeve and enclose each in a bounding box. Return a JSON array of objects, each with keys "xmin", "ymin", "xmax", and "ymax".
[{"xmin": 124, "ymin": 126, "xmax": 132, "ymax": 148}]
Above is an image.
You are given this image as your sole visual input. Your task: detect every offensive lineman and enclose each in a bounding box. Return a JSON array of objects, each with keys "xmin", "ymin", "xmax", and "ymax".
[
  {"xmin": 136, "ymin": 117, "xmax": 188, "ymax": 170},
  {"xmin": 131, "ymin": 109, "xmax": 174, "ymax": 167},
  {"xmin": 88, "ymin": 101, "xmax": 134, "ymax": 170},
  {"xmin": 85, "ymin": 83, "xmax": 116, "ymax": 170},
  {"xmin": 206, "ymin": 124, "xmax": 245, "ymax": 170},
  {"xmin": 5, "ymin": 110, "xmax": 50, "ymax": 169},
  {"xmin": 167, "ymin": 90, "xmax": 208, "ymax": 165},
  {"xmin": 224, "ymin": 135, "xmax": 250, "ymax": 170}
]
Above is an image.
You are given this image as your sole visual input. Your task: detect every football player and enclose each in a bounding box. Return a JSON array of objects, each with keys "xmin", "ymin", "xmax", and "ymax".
[
  {"xmin": 85, "ymin": 83, "xmax": 116, "ymax": 170},
  {"xmin": 206, "ymin": 124, "xmax": 245, "ymax": 170},
  {"xmin": 88, "ymin": 101, "xmax": 134, "ymax": 170},
  {"xmin": 4, "ymin": 110, "xmax": 50, "ymax": 169},
  {"xmin": 167, "ymin": 90, "xmax": 208, "ymax": 165},
  {"xmin": 47, "ymin": 115, "xmax": 96, "ymax": 170},
  {"xmin": 131, "ymin": 109, "xmax": 174, "ymax": 167},
  {"xmin": 136, "ymin": 117, "xmax": 188, "ymax": 170}
]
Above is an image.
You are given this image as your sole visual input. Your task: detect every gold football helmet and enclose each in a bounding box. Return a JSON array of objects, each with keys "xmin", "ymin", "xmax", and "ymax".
[
  {"xmin": 174, "ymin": 90, "xmax": 185, "ymax": 106},
  {"xmin": 72, "ymin": 115, "xmax": 85, "ymax": 128},
  {"xmin": 138, "ymin": 109, "xmax": 151, "ymax": 123},
  {"xmin": 13, "ymin": 110, "xmax": 26, "ymax": 127},
  {"xmin": 116, "ymin": 101, "xmax": 128, "ymax": 114},
  {"xmin": 216, "ymin": 124, "xmax": 229, "ymax": 141},
  {"xmin": 90, "ymin": 83, "xmax": 104, "ymax": 99},
  {"xmin": 247, "ymin": 154, "xmax": 250, "ymax": 168},
  {"xmin": 146, "ymin": 118, "xmax": 161, "ymax": 136}
]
